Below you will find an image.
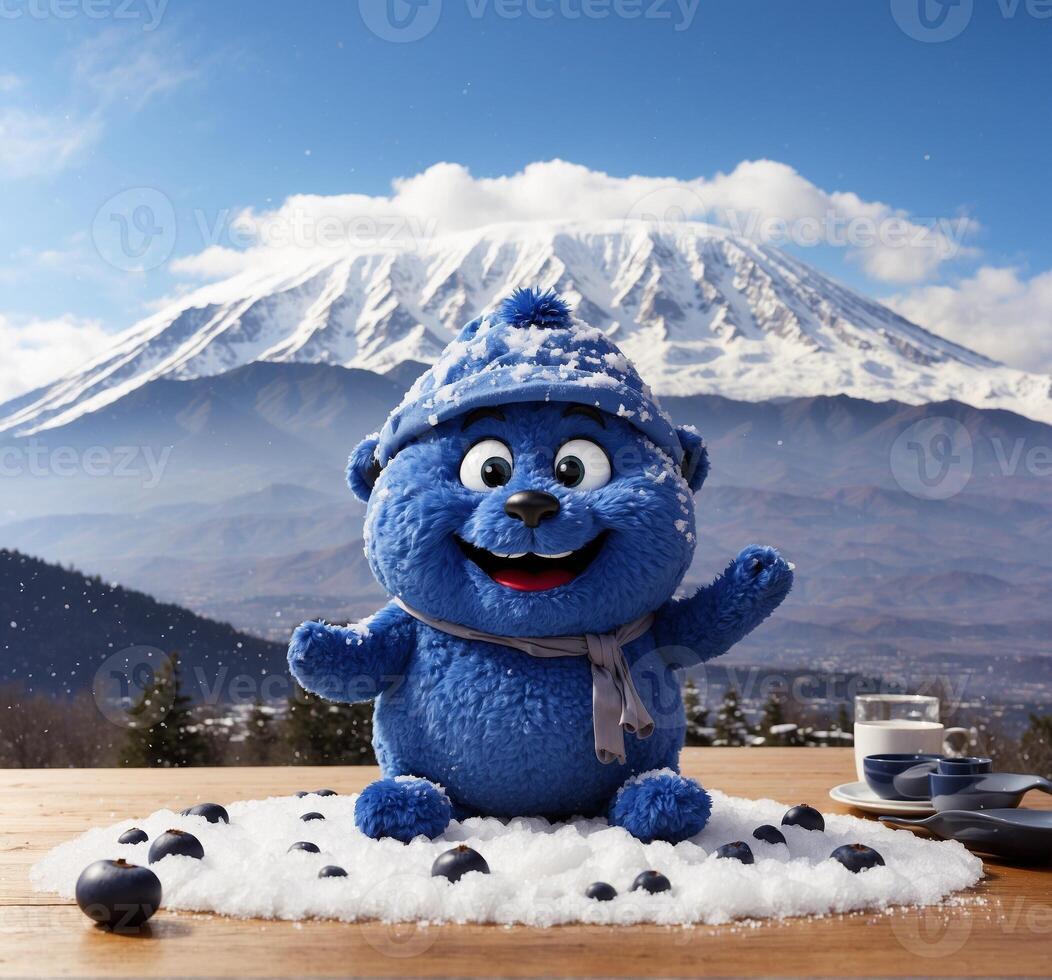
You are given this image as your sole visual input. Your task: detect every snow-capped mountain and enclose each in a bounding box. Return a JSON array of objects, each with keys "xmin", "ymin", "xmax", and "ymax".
[{"xmin": 4, "ymin": 220, "xmax": 1051, "ymax": 436}]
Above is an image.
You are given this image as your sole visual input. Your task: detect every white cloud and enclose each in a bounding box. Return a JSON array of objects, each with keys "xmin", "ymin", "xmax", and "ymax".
[
  {"xmin": 172, "ymin": 159, "xmax": 977, "ymax": 287},
  {"xmin": 0, "ymin": 314, "xmax": 114, "ymax": 402},
  {"xmin": 887, "ymin": 266, "xmax": 1052, "ymax": 374}
]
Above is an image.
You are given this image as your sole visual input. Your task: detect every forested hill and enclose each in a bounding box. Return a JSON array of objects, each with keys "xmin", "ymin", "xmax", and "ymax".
[{"xmin": 0, "ymin": 549, "xmax": 287, "ymax": 699}]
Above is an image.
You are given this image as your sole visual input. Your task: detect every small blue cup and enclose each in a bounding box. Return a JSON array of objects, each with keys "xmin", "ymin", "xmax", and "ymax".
[
  {"xmin": 863, "ymin": 753, "xmax": 942, "ymax": 800},
  {"xmin": 937, "ymin": 756, "xmax": 992, "ymax": 775}
]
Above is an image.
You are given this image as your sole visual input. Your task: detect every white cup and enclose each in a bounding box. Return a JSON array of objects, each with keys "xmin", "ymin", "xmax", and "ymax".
[{"xmin": 853, "ymin": 695, "xmax": 969, "ymax": 781}]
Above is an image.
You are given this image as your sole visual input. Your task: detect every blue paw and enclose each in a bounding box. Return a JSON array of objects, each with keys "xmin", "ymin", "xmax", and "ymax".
[
  {"xmin": 354, "ymin": 777, "xmax": 452, "ymax": 843},
  {"xmin": 733, "ymin": 545, "xmax": 793, "ymax": 599},
  {"xmin": 608, "ymin": 771, "xmax": 712, "ymax": 844}
]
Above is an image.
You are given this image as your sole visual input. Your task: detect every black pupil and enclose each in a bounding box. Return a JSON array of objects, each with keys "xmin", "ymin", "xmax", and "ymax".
[
  {"xmin": 556, "ymin": 456, "xmax": 585, "ymax": 487},
  {"xmin": 481, "ymin": 457, "xmax": 511, "ymax": 488}
]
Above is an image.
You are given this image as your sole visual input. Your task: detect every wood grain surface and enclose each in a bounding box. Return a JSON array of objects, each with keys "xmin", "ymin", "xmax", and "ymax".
[{"xmin": 2, "ymin": 749, "xmax": 1050, "ymax": 977}]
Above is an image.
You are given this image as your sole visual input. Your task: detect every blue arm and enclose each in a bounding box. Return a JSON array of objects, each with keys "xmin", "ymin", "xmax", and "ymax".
[
  {"xmin": 653, "ymin": 545, "xmax": 793, "ymax": 667},
  {"xmin": 287, "ymin": 601, "xmax": 414, "ymax": 703}
]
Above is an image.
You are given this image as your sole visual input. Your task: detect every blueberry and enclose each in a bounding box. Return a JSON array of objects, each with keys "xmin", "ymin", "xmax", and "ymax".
[
  {"xmin": 584, "ymin": 881, "xmax": 617, "ymax": 902},
  {"xmin": 313, "ymin": 789, "xmax": 338, "ymax": 797},
  {"xmin": 781, "ymin": 804, "xmax": 825, "ymax": 832},
  {"xmin": 630, "ymin": 870, "xmax": 671, "ymax": 894},
  {"xmin": 76, "ymin": 859, "xmax": 162, "ymax": 931},
  {"xmin": 294, "ymin": 791, "xmax": 309, "ymax": 798},
  {"xmin": 430, "ymin": 845, "xmax": 490, "ymax": 883},
  {"xmin": 288, "ymin": 841, "xmax": 320, "ymax": 853},
  {"xmin": 318, "ymin": 865, "xmax": 348, "ymax": 878},
  {"xmin": 180, "ymin": 803, "xmax": 229, "ymax": 824},
  {"xmin": 715, "ymin": 841, "xmax": 755, "ymax": 864},
  {"xmin": 752, "ymin": 824, "xmax": 786, "ymax": 846},
  {"xmin": 831, "ymin": 844, "xmax": 886, "ymax": 873},
  {"xmin": 300, "ymin": 812, "xmax": 325, "ymax": 822},
  {"xmin": 148, "ymin": 829, "xmax": 204, "ymax": 864},
  {"xmin": 118, "ymin": 828, "xmax": 148, "ymax": 845}
]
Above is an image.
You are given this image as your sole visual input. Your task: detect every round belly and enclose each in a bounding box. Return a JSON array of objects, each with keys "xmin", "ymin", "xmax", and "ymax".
[{"xmin": 373, "ymin": 631, "xmax": 682, "ymax": 818}]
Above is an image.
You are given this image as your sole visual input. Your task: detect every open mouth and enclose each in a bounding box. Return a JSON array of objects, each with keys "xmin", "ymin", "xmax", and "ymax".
[{"xmin": 456, "ymin": 533, "xmax": 607, "ymax": 592}]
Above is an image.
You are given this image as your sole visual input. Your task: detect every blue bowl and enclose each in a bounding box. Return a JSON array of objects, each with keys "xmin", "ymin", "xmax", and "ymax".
[
  {"xmin": 863, "ymin": 753, "xmax": 942, "ymax": 800},
  {"xmin": 937, "ymin": 756, "xmax": 992, "ymax": 775},
  {"xmin": 930, "ymin": 771, "xmax": 1052, "ymax": 811}
]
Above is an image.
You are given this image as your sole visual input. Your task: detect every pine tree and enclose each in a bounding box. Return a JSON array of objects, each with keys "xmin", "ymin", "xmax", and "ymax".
[
  {"xmin": 284, "ymin": 683, "xmax": 376, "ymax": 765},
  {"xmin": 120, "ymin": 652, "xmax": 211, "ymax": 767},
  {"xmin": 1020, "ymin": 714, "xmax": 1052, "ymax": 778},
  {"xmin": 243, "ymin": 699, "xmax": 283, "ymax": 765},
  {"xmin": 683, "ymin": 679, "xmax": 713, "ymax": 746},
  {"xmin": 713, "ymin": 687, "xmax": 751, "ymax": 747},
  {"xmin": 759, "ymin": 693, "xmax": 798, "ymax": 746}
]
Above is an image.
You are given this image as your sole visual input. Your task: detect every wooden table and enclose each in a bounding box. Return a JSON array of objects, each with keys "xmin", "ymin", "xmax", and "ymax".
[{"xmin": 2, "ymin": 749, "xmax": 1050, "ymax": 977}]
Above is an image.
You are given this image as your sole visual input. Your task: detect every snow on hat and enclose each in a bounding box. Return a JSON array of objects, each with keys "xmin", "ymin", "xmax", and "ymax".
[{"xmin": 375, "ymin": 288, "xmax": 683, "ymax": 466}]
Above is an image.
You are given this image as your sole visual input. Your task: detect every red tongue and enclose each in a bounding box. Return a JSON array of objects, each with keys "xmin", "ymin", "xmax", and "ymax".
[{"xmin": 492, "ymin": 567, "xmax": 576, "ymax": 591}]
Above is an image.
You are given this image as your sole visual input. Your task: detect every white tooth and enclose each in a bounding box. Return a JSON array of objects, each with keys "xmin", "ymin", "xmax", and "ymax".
[
  {"xmin": 490, "ymin": 551, "xmax": 526, "ymax": 559},
  {"xmin": 538, "ymin": 551, "xmax": 573, "ymax": 559}
]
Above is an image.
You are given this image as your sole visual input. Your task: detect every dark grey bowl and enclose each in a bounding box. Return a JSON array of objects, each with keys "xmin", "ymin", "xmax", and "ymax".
[
  {"xmin": 863, "ymin": 753, "xmax": 942, "ymax": 800},
  {"xmin": 882, "ymin": 808, "xmax": 1052, "ymax": 862},
  {"xmin": 930, "ymin": 772, "xmax": 1052, "ymax": 812}
]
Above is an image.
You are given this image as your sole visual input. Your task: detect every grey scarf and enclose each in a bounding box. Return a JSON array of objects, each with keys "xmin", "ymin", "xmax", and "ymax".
[{"xmin": 393, "ymin": 597, "xmax": 655, "ymax": 765}]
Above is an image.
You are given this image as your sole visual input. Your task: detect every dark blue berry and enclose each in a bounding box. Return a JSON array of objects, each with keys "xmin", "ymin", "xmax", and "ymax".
[
  {"xmin": 752, "ymin": 824, "xmax": 787, "ymax": 846},
  {"xmin": 76, "ymin": 859, "xmax": 162, "ymax": 931},
  {"xmin": 148, "ymin": 829, "xmax": 204, "ymax": 864},
  {"xmin": 181, "ymin": 803, "xmax": 229, "ymax": 824},
  {"xmin": 318, "ymin": 865, "xmax": 347, "ymax": 878},
  {"xmin": 831, "ymin": 844, "xmax": 885, "ymax": 873},
  {"xmin": 294, "ymin": 791, "xmax": 309, "ymax": 798},
  {"xmin": 300, "ymin": 812, "xmax": 325, "ymax": 822},
  {"xmin": 584, "ymin": 881, "xmax": 617, "ymax": 901},
  {"xmin": 288, "ymin": 841, "xmax": 320, "ymax": 854},
  {"xmin": 630, "ymin": 870, "xmax": 671, "ymax": 894},
  {"xmin": 118, "ymin": 828, "xmax": 148, "ymax": 845},
  {"xmin": 430, "ymin": 845, "xmax": 490, "ymax": 883},
  {"xmin": 781, "ymin": 804, "xmax": 825, "ymax": 832},
  {"xmin": 716, "ymin": 841, "xmax": 755, "ymax": 864},
  {"xmin": 313, "ymin": 789, "xmax": 338, "ymax": 797}
]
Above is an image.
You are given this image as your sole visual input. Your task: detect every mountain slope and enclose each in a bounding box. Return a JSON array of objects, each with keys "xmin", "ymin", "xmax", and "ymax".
[
  {"xmin": 2, "ymin": 220, "xmax": 1050, "ymax": 436},
  {"xmin": 0, "ymin": 548, "xmax": 287, "ymax": 698}
]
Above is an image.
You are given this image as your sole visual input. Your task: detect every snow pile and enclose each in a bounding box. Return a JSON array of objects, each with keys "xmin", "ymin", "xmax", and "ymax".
[{"xmin": 31, "ymin": 789, "xmax": 983, "ymax": 927}]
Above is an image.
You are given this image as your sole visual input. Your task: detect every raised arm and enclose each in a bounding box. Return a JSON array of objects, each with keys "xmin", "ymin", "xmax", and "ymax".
[
  {"xmin": 653, "ymin": 545, "xmax": 793, "ymax": 667},
  {"xmin": 287, "ymin": 601, "xmax": 414, "ymax": 703}
]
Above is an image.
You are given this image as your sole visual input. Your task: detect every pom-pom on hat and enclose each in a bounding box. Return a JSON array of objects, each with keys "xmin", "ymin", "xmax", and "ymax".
[{"xmin": 375, "ymin": 287, "xmax": 683, "ymax": 466}]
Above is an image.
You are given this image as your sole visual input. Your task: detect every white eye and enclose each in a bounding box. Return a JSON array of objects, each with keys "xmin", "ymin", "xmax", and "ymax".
[
  {"xmin": 554, "ymin": 439, "xmax": 611, "ymax": 491},
  {"xmin": 459, "ymin": 439, "xmax": 514, "ymax": 491}
]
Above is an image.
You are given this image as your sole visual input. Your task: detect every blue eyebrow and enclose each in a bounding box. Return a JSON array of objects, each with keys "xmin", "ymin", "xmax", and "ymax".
[
  {"xmin": 561, "ymin": 405, "xmax": 606, "ymax": 428},
  {"xmin": 461, "ymin": 407, "xmax": 506, "ymax": 430}
]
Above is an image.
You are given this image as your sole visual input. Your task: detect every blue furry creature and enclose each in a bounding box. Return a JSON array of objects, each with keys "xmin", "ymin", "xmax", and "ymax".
[{"xmin": 289, "ymin": 288, "xmax": 793, "ymax": 845}]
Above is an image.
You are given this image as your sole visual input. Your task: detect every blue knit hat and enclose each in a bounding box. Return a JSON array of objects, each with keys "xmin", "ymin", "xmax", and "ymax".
[{"xmin": 376, "ymin": 288, "xmax": 683, "ymax": 466}]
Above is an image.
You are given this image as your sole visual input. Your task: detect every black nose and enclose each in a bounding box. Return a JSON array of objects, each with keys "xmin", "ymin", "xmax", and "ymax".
[{"xmin": 504, "ymin": 490, "xmax": 560, "ymax": 528}]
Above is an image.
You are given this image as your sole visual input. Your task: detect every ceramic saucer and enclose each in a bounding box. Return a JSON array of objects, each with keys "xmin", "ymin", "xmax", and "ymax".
[{"xmin": 829, "ymin": 780, "xmax": 935, "ymax": 816}]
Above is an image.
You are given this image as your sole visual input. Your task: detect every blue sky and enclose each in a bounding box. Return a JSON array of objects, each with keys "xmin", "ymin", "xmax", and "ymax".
[{"xmin": 2, "ymin": 0, "xmax": 1051, "ymax": 397}]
